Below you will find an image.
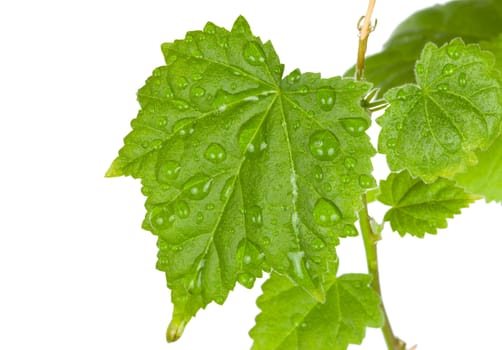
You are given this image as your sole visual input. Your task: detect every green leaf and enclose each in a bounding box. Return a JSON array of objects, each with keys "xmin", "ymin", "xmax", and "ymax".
[
  {"xmin": 481, "ymin": 34, "xmax": 502, "ymax": 72},
  {"xmin": 455, "ymin": 135, "xmax": 502, "ymax": 203},
  {"xmin": 250, "ymin": 273, "xmax": 383, "ymax": 350},
  {"xmin": 378, "ymin": 170, "xmax": 479, "ymax": 237},
  {"xmin": 378, "ymin": 38, "xmax": 502, "ymax": 182},
  {"xmin": 346, "ymin": 0, "xmax": 502, "ymax": 94},
  {"xmin": 107, "ymin": 16, "xmax": 376, "ymax": 337}
]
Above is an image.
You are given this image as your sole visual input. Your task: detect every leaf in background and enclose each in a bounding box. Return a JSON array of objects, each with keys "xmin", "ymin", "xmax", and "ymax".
[
  {"xmin": 455, "ymin": 136, "xmax": 502, "ymax": 203},
  {"xmin": 345, "ymin": 0, "xmax": 502, "ymax": 94},
  {"xmin": 107, "ymin": 16, "xmax": 376, "ymax": 338},
  {"xmin": 378, "ymin": 39, "xmax": 502, "ymax": 182},
  {"xmin": 378, "ymin": 171, "xmax": 479, "ymax": 237},
  {"xmin": 250, "ymin": 273, "xmax": 383, "ymax": 350}
]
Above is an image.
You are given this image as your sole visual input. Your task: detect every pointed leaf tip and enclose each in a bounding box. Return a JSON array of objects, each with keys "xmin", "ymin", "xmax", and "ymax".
[
  {"xmin": 166, "ymin": 318, "xmax": 187, "ymax": 343},
  {"xmin": 232, "ymin": 15, "xmax": 251, "ymax": 34},
  {"xmin": 104, "ymin": 159, "xmax": 123, "ymax": 178}
]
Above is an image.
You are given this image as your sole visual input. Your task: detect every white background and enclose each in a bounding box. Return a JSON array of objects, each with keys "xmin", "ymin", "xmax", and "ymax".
[{"xmin": 1, "ymin": 1, "xmax": 501, "ymax": 349}]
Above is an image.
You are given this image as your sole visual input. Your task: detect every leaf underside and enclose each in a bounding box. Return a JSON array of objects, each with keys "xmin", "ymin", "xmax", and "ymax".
[
  {"xmin": 107, "ymin": 16, "xmax": 376, "ymax": 338},
  {"xmin": 377, "ymin": 39, "xmax": 502, "ymax": 182},
  {"xmin": 250, "ymin": 273, "xmax": 384, "ymax": 350},
  {"xmin": 378, "ymin": 171, "xmax": 478, "ymax": 237}
]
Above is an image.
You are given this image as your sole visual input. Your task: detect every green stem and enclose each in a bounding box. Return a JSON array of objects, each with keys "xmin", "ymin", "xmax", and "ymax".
[{"xmin": 359, "ymin": 195, "xmax": 405, "ymax": 350}]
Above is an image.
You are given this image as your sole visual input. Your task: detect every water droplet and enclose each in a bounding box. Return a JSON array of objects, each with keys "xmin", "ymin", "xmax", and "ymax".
[
  {"xmin": 238, "ymin": 116, "xmax": 267, "ymax": 157},
  {"xmin": 447, "ymin": 43, "xmax": 461, "ymax": 59},
  {"xmin": 246, "ymin": 205, "xmax": 263, "ymax": 226},
  {"xmin": 173, "ymin": 99, "xmax": 190, "ymax": 111},
  {"xmin": 311, "ymin": 238, "xmax": 325, "ymax": 250},
  {"xmin": 243, "ymin": 41, "xmax": 266, "ymax": 66},
  {"xmin": 317, "ymin": 90, "xmax": 336, "ymax": 111},
  {"xmin": 261, "ymin": 236, "xmax": 271, "ymax": 246},
  {"xmin": 286, "ymin": 69, "xmax": 301, "ymax": 84},
  {"xmin": 148, "ymin": 206, "xmax": 175, "ymax": 231},
  {"xmin": 313, "ymin": 198, "xmax": 342, "ymax": 227},
  {"xmin": 309, "ymin": 130, "xmax": 340, "ymax": 161},
  {"xmin": 396, "ymin": 89, "xmax": 408, "ymax": 100},
  {"xmin": 190, "ymin": 86, "xmax": 206, "ymax": 98},
  {"xmin": 186, "ymin": 269, "xmax": 203, "ymax": 295},
  {"xmin": 151, "ymin": 139, "xmax": 162, "ymax": 150},
  {"xmin": 183, "ymin": 173, "xmax": 213, "ymax": 200},
  {"xmin": 341, "ymin": 118, "xmax": 369, "ymax": 136},
  {"xmin": 196, "ymin": 212, "xmax": 204, "ymax": 224},
  {"xmin": 358, "ymin": 174, "xmax": 375, "ymax": 188},
  {"xmin": 176, "ymin": 77, "xmax": 189, "ymax": 89},
  {"xmin": 220, "ymin": 177, "xmax": 235, "ymax": 201},
  {"xmin": 415, "ymin": 63, "xmax": 424, "ymax": 74},
  {"xmin": 288, "ymin": 251, "xmax": 309, "ymax": 281},
  {"xmin": 344, "ymin": 157, "xmax": 357, "ymax": 170},
  {"xmin": 141, "ymin": 141, "xmax": 150, "ymax": 149},
  {"xmin": 298, "ymin": 85, "xmax": 309, "ymax": 95},
  {"xmin": 204, "ymin": 143, "xmax": 227, "ymax": 164},
  {"xmin": 173, "ymin": 118, "xmax": 195, "ymax": 137},
  {"xmin": 458, "ymin": 72, "xmax": 467, "ymax": 87},
  {"xmin": 174, "ymin": 200, "xmax": 190, "ymax": 218},
  {"xmin": 291, "ymin": 313, "xmax": 304, "ymax": 328},
  {"xmin": 153, "ymin": 68, "xmax": 162, "ymax": 77},
  {"xmin": 343, "ymin": 224, "xmax": 358, "ymax": 237},
  {"xmin": 157, "ymin": 117, "xmax": 168, "ymax": 127},
  {"xmin": 437, "ymin": 83, "xmax": 449, "ymax": 91},
  {"xmin": 204, "ymin": 22, "xmax": 217, "ymax": 34},
  {"xmin": 322, "ymin": 182, "xmax": 332, "ymax": 193},
  {"xmin": 157, "ymin": 160, "xmax": 181, "ymax": 183},
  {"xmin": 386, "ymin": 138, "xmax": 397, "ymax": 149},
  {"xmin": 192, "ymin": 49, "xmax": 203, "ymax": 59},
  {"xmin": 313, "ymin": 166, "xmax": 324, "ymax": 181},
  {"xmin": 164, "ymin": 87, "xmax": 174, "ymax": 99},
  {"xmin": 141, "ymin": 185, "xmax": 152, "ymax": 196},
  {"xmin": 442, "ymin": 63, "xmax": 456, "ymax": 76},
  {"xmin": 237, "ymin": 272, "xmax": 255, "ymax": 288}
]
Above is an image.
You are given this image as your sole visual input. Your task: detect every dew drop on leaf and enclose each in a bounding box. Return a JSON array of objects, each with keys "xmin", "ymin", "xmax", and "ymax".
[
  {"xmin": 298, "ymin": 85, "xmax": 309, "ymax": 95},
  {"xmin": 174, "ymin": 200, "xmax": 190, "ymax": 218},
  {"xmin": 344, "ymin": 157, "xmax": 357, "ymax": 170},
  {"xmin": 358, "ymin": 174, "xmax": 375, "ymax": 188},
  {"xmin": 436, "ymin": 83, "xmax": 449, "ymax": 91},
  {"xmin": 183, "ymin": 173, "xmax": 213, "ymax": 200},
  {"xmin": 190, "ymin": 86, "xmax": 206, "ymax": 98},
  {"xmin": 237, "ymin": 272, "xmax": 256, "ymax": 288},
  {"xmin": 173, "ymin": 118, "xmax": 195, "ymax": 137},
  {"xmin": 313, "ymin": 198, "xmax": 342, "ymax": 227},
  {"xmin": 447, "ymin": 43, "xmax": 461, "ymax": 59},
  {"xmin": 311, "ymin": 238, "xmax": 325, "ymax": 250},
  {"xmin": 157, "ymin": 117, "xmax": 167, "ymax": 127},
  {"xmin": 291, "ymin": 313, "xmax": 304, "ymax": 327},
  {"xmin": 148, "ymin": 206, "xmax": 175, "ymax": 231},
  {"xmin": 246, "ymin": 205, "xmax": 263, "ymax": 226},
  {"xmin": 341, "ymin": 118, "xmax": 369, "ymax": 136},
  {"xmin": 286, "ymin": 69, "xmax": 301, "ymax": 84},
  {"xmin": 176, "ymin": 77, "xmax": 189, "ymax": 89},
  {"xmin": 442, "ymin": 63, "xmax": 456, "ymax": 76},
  {"xmin": 204, "ymin": 143, "xmax": 227, "ymax": 164},
  {"xmin": 458, "ymin": 72, "xmax": 467, "ymax": 87},
  {"xmin": 313, "ymin": 166, "xmax": 324, "ymax": 181},
  {"xmin": 415, "ymin": 63, "xmax": 424, "ymax": 74},
  {"xmin": 243, "ymin": 41, "xmax": 266, "ymax": 66},
  {"xmin": 309, "ymin": 130, "xmax": 339, "ymax": 161},
  {"xmin": 173, "ymin": 99, "xmax": 190, "ymax": 111},
  {"xmin": 220, "ymin": 176, "xmax": 235, "ymax": 201},
  {"xmin": 203, "ymin": 22, "xmax": 217, "ymax": 34},
  {"xmin": 157, "ymin": 160, "xmax": 181, "ymax": 183},
  {"xmin": 196, "ymin": 212, "xmax": 204, "ymax": 224},
  {"xmin": 343, "ymin": 224, "xmax": 358, "ymax": 237},
  {"xmin": 386, "ymin": 138, "xmax": 397, "ymax": 149},
  {"xmin": 317, "ymin": 90, "xmax": 336, "ymax": 111},
  {"xmin": 186, "ymin": 269, "xmax": 203, "ymax": 295}
]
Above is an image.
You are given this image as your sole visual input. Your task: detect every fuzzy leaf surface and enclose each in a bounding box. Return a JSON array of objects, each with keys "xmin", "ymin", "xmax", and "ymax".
[
  {"xmin": 107, "ymin": 16, "xmax": 375, "ymax": 335},
  {"xmin": 250, "ymin": 273, "xmax": 383, "ymax": 350},
  {"xmin": 378, "ymin": 171, "xmax": 478, "ymax": 237},
  {"xmin": 378, "ymin": 39, "xmax": 502, "ymax": 182},
  {"xmin": 346, "ymin": 0, "xmax": 502, "ymax": 94}
]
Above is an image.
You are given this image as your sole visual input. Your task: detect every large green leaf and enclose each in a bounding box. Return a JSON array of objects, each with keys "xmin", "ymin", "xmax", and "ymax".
[
  {"xmin": 378, "ymin": 39, "xmax": 502, "ymax": 182},
  {"xmin": 378, "ymin": 171, "xmax": 478, "ymax": 237},
  {"xmin": 250, "ymin": 273, "xmax": 384, "ymax": 350},
  {"xmin": 107, "ymin": 16, "xmax": 375, "ymax": 338},
  {"xmin": 346, "ymin": 0, "xmax": 502, "ymax": 94}
]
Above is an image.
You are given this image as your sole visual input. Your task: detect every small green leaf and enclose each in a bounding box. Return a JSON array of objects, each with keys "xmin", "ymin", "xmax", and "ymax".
[
  {"xmin": 378, "ymin": 170, "xmax": 479, "ymax": 237},
  {"xmin": 345, "ymin": 0, "xmax": 502, "ymax": 94},
  {"xmin": 250, "ymin": 273, "xmax": 384, "ymax": 350},
  {"xmin": 455, "ymin": 135, "xmax": 502, "ymax": 203},
  {"xmin": 378, "ymin": 38, "xmax": 502, "ymax": 182},
  {"xmin": 108, "ymin": 16, "xmax": 376, "ymax": 337}
]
